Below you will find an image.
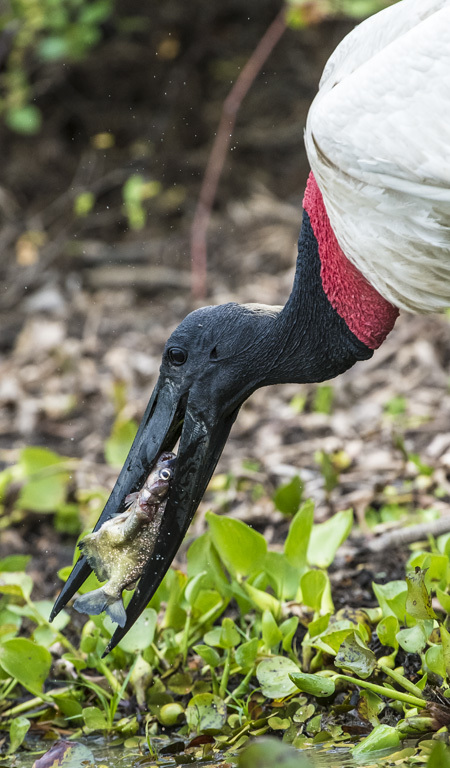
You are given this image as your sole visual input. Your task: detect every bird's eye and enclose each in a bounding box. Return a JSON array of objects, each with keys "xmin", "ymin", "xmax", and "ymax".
[
  {"xmin": 168, "ymin": 347, "xmax": 187, "ymax": 366},
  {"xmin": 160, "ymin": 468, "xmax": 172, "ymax": 480}
]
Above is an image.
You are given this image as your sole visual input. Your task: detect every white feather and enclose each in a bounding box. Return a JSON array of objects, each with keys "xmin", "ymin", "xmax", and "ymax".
[{"xmin": 305, "ymin": 0, "xmax": 450, "ymax": 313}]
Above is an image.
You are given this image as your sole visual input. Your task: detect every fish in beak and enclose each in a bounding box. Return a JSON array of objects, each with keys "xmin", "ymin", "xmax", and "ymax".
[{"xmin": 50, "ymin": 303, "xmax": 281, "ymax": 652}]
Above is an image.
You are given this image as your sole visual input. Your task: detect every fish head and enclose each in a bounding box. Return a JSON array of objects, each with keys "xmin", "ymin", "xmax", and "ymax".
[{"xmin": 142, "ymin": 451, "xmax": 176, "ymax": 503}]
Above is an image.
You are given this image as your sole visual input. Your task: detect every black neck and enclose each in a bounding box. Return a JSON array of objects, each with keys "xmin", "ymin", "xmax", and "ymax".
[{"xmin": 272, "ymin": 209, "xmax": 373, "ymax": 384}]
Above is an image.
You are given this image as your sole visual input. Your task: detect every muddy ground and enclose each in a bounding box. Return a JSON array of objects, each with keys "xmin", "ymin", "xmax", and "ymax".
[{"xmin": 0, "ymin": 0, "xmax": 449, "ymax": 610}]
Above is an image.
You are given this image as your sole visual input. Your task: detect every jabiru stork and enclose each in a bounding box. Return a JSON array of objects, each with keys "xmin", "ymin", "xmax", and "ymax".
[{"xmin": 51, "ymin": 0, "xmax": 450, "ymax": 652}]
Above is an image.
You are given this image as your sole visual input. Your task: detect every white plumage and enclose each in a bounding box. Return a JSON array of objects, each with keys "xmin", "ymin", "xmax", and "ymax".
[{"xmin": 305, "ymin": 0, "xmax": 450, "ymax": 313}]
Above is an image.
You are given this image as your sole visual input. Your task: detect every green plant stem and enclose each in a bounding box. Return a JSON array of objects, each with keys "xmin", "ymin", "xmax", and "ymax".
[
  {"xmin": 1, "ymin": 687, "xmax": 70, "ymax": 718},
  {"xmin": 225, "ymin": 668, "xmax": 254, "ymax": 703},
  {"xmin": 379, "ymin": 665, "xmax": 425, "ymax": 699},
  {"xmin": 181, "ymin": 610, "xmax": 192, "ymax": 664},
  {"xmin": 97, "ymin": 660, "xmax": 122, "ymax": 695},
  {"xmin": 219, "ymin": 648, "xmax": 232, "ymax": 698},
  {"xmin": 335, "ymin": 674, "xmax": 426, "ymax": 709}
]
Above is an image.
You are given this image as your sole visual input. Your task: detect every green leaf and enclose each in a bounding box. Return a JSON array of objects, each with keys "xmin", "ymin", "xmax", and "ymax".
[
  {"xmin": 0, "ymin": 555, "xmax": 31, "ymax": 572},
  {"xmin": 372, "ymin": 580, "xmax": 407, "ymax": 620},
  {"xmin": 105, "ymin": 418, "xmax": 138, "ymax": 467},
  {"xmin": 290, "ymin": 671, "xmax": 335, "ymax": 697},
  {"xmin": 206, "ymin": 511, "xmax": 267, "ymax": 579},
  {"xmin": 405, "ymin": 568, "xmax": 436, "ymax": 619},
  {"xmin": 235, "ymin": 638, "xmax": 259, "ymax": 670},
  {"xmin": 19, "ymin": 446, "xmax": 67, "ymax": 473},
  {"xmin": 243, "ymin": 581, "xmax": 281, "ymax": 618},
  {"xmin": 352, "ymin": 724, "xmax": 400, "ymax": 757},
  {"xmin": 280, "ymin": 616, "xmax": 299, "ymax": 652},
  {"xmin": 238, "ymin": 737, "xmax": 311, "ymax": 768},
  {"xmin": 300, "ymin": 569, "xmax": 327, "ymax": 611},
  {"xmin": 428, "ymin": 740, "xmax": 450, "ymax": 768},
  {"xmin": 284, "ymin": 499, "xmax": 314, "ymax": 572},
  {"xmin": 335, "ymin": 632, "xmax": 377, "ymax": 679},
  {"xmin": 262, "ymin": 610, "xmax": 282, "ymax": 650},
  {"xmin": 6, "ymin": 105, "xmax": 42, "ymax": 135},
  {"xmin": 7, "ymin": 716, "xmax": 30, "ymax": 755},
  {"xmin": 376, "ymin": 615, "xmax": 399, "ymax": 650},
  {"xmin": 0, "ymin": 638, "xmax": 51, "ymax": 697},
  {"xmin": 74, "ymin": 191, "xmax": 95, "ymax": 217},
  {"xmin": 193, "ymin": 645, "xmax": 221, "ymax": 669},
  {"xmin": 307, "ymin": 509, "xmax": 353, "ymax": 568},
  {"xmin": 104, "ymin": 608, "xmax": 157, "ymax": 653},
  {"xmin": 273, "ymin": 476, "xmax": 303, "ymax": 516},
  {"xmin": 186, "ymin": 693, "xmax": 227, "ymax": 734},
  {"xmin": 0, "ymin": 571, "xmax": 33, "ymax": 600},
  {"xmin": 220, "ymin": 617, "xmax": 240, "ymax": 649},
  {"xmin": 396, "ymin": 622, "xmax": 431, "ymax": 654},
  {"xmin": 425, "ymin": 644, "xmax": 445, "ymax": 678},
  {"xmin": 83, "ymin": 706, "xmax": 109, "ymax": 731},
  {"xmin": 256, "ymin": 656, "xmax": 299, "ymax": 699},
  {"xmin": 263, "ymin": 551, "xmax": 300, "ymax": 601}
]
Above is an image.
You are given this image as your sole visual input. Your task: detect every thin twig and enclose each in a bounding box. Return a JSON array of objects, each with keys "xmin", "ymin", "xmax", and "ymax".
[
  {"xmin": 366, "ymin": 515, "xmax": 450, "ymax": 553},
  {"xmin": 190, "ymin": 7, "xmax": 287, "ymax": 298}
]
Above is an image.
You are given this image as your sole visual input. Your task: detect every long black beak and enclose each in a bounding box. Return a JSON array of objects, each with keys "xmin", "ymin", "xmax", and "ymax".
[{"xmin": 50, "ymin": 374, "xmax": 240, "ymax": 653}]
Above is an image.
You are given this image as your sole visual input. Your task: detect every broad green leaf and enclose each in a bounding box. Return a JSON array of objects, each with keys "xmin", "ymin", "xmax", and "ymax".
[
  {"xmin": 83, "ymin": 706, "xmax": 109, "ymax": 731},
  {"xmin": 206, "ymin": 511, "xmax": 267, "ymax": 579},
  {"xmin": 187, "ymin": 532, "xmax": 228, "ymax": 592},
  {"xmin": 441, "ymin": 624, "xmax": 450, "ymax": 679},
  {"xmin": 262, "ymin": 610, "xmax": 282, "ymax": 650},
  {"xmin": 104, "ymin": 418, "xmax": 138, "ymax": 467},
  {"xmin": 19, "ymin": 446, "xmax": 67, "ymax": 473},
  {"xmin": 405, "ymin": 568, "xmax": 436, "ymax": 619},
  {"xmin": 0, "ymin": 571, "xmax": 33, "ymax": 600},
  {"xmin": 0, "ymin": 555, "xmax": 31, "ymax": 572},
  {"xmin": 52, "ymin": 694, "xmax": 83, "ymax": 724},
  {"xmin": 256, "ymin": 656, "xmax": 299, "ymax": 699},
  {"xmin": 357, "ymin": 690, "xmax": 385, "ymax": 727},
  {"xmin": 307, "ymin": 509, "xmax": 353, "ymax": 568},
  {"xmin": 0, "ymin": 638, "xmax": 51, "ymax": 697},
  {"xmin": 7, "ymin": 717, "xmax": 30, "ymax": 755},
  {"xmin": 301, "ymin": 569, "xmax": 327, "ymax": 611},
  {"xmin": 280, "ymin": 616, "xmax": 299, "ymax": 652},
  {"xmin": 243, "ymin": 581, "xmax": 281, "ymax": 618},
  {"xmin": 220, "ymin": 618, "xmax": 240, "ymax": 649},
  {"xmin": 376, "ymin": 615, "xmax": 399, "ymax": 650},
  {"xmin": 104, "ymin": 608, "xmax": 157, "ymax": 653},
  {"xmin": 335, "ymin": 632, "xmax": 377, "ymax": 679},
  {"xmin": 290, "ymin": 671, "xmax": 335, "ymax": 697},
  {"xmin": 436, "ymin": 587, "xmax": 450, "ymax": 613},
  {"xmin": 235, "ymin": 638, "xmax": 259, "ymax": 670},
  {"xmin": 428, "ymin": 740, "xmax": 450, "ymax": 768},
  {"xmin": 19, "ymin": 472, "xmax": 70, "ymax": 513},
  {"xmin": 273, "ymin": 475, "xmax": 303, "ymax": 516},
  {"xmin": 193, "ymin": 645, "xmax": 221, "ymax": 669},
  {"xmin": 372, "ymin": 580, "xmax": 407, "ymax": 620},
  {"xmin": 352, "ymin": 724, "xmax": 400, "ymax": 757},
  {"xmin": 184, "ymin": 571, "xmax": 207, "ymax": 607},
  {"xmin": 6, "ymin": 105, "xmax": 42, "ymax": 134},
  {"xmin": 425, "ymin": 645, "xmax": 445, "ymax": 678},
  {"xmin": 284, "ymin": 499, "xmax": 314, "ymax": 572},
  {"xmin": 238, "ymin": 737, "xmax": 311, "ymax": 768},
  {"xmin": 396, "ymin": 622, "xmax": 431, "ymax": 654},
  {"xmin": 263, "ymin": 551, "xmax": 301, "ymax": 601},
  {"xmin": 32, "ymin": 739, "xmax": 95, "ymax": 768},
  {"xmin": 186, "ymin": 693, "xmax": 227, "ymax": 734}
]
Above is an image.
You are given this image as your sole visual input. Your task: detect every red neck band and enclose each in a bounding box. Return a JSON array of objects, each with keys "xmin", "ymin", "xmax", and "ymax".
[{"xmin": 303, "ymin": 173, "xmax": 398, "ymax": 350}]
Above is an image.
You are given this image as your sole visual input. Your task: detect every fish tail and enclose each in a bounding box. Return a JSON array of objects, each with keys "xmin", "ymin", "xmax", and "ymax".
[{"xmin": 73, "ymin": 589, "xmax": 127, "ymax": 627}]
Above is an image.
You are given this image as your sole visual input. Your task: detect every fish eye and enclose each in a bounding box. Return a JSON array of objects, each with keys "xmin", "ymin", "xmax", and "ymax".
[
  {"xmin": 160, "ymin": 468, "xmax": 172, "ymax": 480},
  {"xmin": 168, "ymin": 347, "xmax": 187, "ymax": 366}
]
